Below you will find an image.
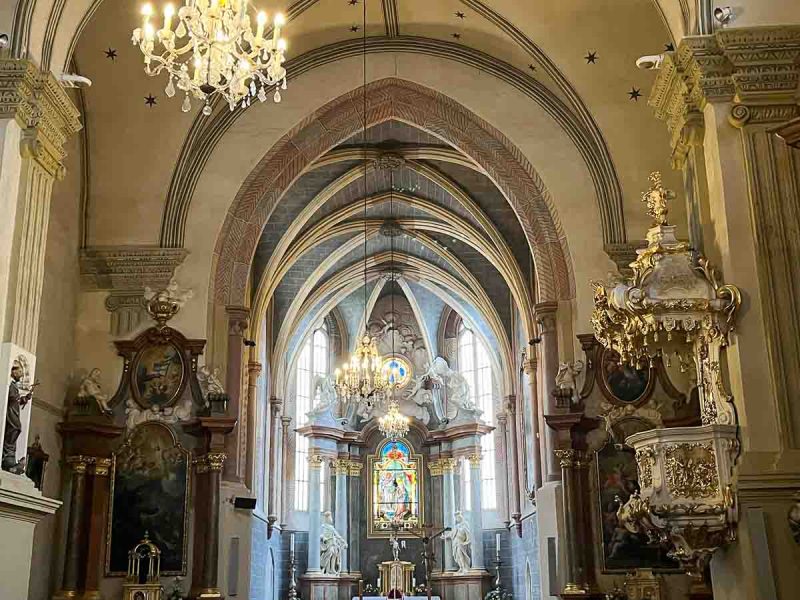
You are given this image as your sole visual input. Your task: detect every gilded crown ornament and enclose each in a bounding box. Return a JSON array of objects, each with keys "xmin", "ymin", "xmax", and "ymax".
[{"xmin": 597, "ymin": 172, "xmax": 742, "ymax": 576}]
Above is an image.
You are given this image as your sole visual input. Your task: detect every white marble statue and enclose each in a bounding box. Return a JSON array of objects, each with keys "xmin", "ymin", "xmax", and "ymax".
[
  {"xmin": 406, "ymin": 356, "xmax": 481, "ymax": 422},
  {"xmin": 555, "ymin": 360, "xmax": 584, "ymax": 404},
  {"xmin": 308, "ymin": 374, "xmax": 339, "ymax": 420},
  {"xmin": 77, "ymin": 368, "xmax": 112, "ymax": 415},
  {"xmin": 197, "ymin": 365, "xmax": 225, "ymax": 403},
  {"xmin": 449, "ymin": 511, "xmax": 472, "ymax": 572},
  {"xmin": 320, "ymin": 510, "xmax": 348, "ymax": 575}
]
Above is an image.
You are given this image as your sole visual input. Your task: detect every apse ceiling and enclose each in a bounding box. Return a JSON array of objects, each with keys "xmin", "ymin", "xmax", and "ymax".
[{"xmin": 266, "ymin": 119, "xmax": 520, "ymax": 387}]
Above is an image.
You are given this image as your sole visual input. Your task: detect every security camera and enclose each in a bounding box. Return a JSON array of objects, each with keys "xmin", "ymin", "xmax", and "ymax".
[
  {"xmin": 243, "ymin": 339, "xmax": 256, "ymax": 347},
  {"xmin": 58, "ymin": 73, "xmax": 92, "ymax": 88},
  {"xmin": 530, "ymin": 337, "xmax": 542, "ymax": 345},
  {"xmin": 636, "ymin": 54, "xmax": 665, "ymax": 70},
  {"xmin": 714, "ymin": 6, "xmax": 733, "ymax": 25}
]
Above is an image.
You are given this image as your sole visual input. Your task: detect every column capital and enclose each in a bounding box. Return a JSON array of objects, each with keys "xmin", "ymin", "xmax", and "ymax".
[
  {"xmin": 428, "ymin": 457, "xmax": 458, "ymax": 475},
  {"xmin": 522, "ymin": 357, "xmax": 537, "ymax": 374},
  {"xmin": 66, "ymin": 455, "xmax": 95, "ymax": 473},
  {"xmin": 247, "ymin": 361, "xmax": 263, "ymax": 375},
  {"xmin": 347, "ymin": 460, "xmax": 363, "ymax": 477},
  {"xmin": 332, "ymin": 458, "xmax": 350, "ymax": 475},
  {"xmin": 226, "ymin": 305, "xmax": 250, "ymax": 334},
  {"xmin": 270, "ymin": 396, "xmax": 283, "ymax": 414},
  {"xmin": 650, "ymin": 26, "xmax": 800, "ymax": 157},
  {"xmin": 0, "ymin": 58, "xmax": 82, "ymax": 178},
  {"xmin": 194, "ymin": 451, "xmax": 227, "ymax": 472},
  {"xmin": 466, "ymin": 452, "xmax": 483, "ymax": 467},
  {"xmin": 553, "ymin": 449, "xmax": 576, "ymax": 468},
  {"xmin": 308, "ymin": 453, "xmax": 326, "ymax": 469},
  {"xmin": 92, "ymin": 458, "xmax": 112, "ymax": 477},
  {"xmin": 534, "ymin": 301, "xmax": 559, "ymax": 331}
]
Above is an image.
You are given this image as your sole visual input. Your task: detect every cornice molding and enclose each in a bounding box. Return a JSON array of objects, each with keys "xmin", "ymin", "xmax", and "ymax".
[
  {"xmin": 604, "ymin": 241, "xmax": 648, "ymax": 277},
  {"xmin": 79, "ymin": 246, "xmax": 188, "ymax": 291},
  {"xmin": 650, "ymin": 26, "xmax": 800, "ymax": 160},
  {"xmin": 0, "ymin": 58, "xmax": 82, "ymax": 178}
]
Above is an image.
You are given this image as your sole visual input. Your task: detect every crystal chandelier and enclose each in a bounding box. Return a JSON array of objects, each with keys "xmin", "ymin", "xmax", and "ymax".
[
  {"xmin": 131, "ymin": 0, "xmax": 288, "ymax": 115},
  {"xmin": 378, "ymin": 397, "xmax": 410, "ymax": 440},
  {"xmin": 334, "ymin": 334, "xmax": 388, "ymax": 401}
]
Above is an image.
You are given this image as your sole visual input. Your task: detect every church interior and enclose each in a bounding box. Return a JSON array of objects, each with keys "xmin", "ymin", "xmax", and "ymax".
[{"xmin": 2, "ymin": 1, "xmax": 800, "ymax": 600}]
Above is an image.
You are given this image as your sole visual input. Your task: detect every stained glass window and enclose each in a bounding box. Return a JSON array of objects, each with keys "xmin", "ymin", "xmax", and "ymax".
[
  {"xmin": 380, "ymin": 355, "xmax": 412, "ymax": 388},
  {"xmin": 370, "ymin": 440, "xmax": 421, "ymax": 535}
]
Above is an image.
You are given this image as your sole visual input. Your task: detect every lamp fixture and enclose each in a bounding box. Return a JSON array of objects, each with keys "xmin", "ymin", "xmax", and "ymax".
[
  {"xmin": 131, "ymin": 0, "xmax": 288, "ymax": 115},
  {"xmin": 334, "ymin": 334, "xmax": 387, "ymax": 401},
  {"xmin": 378, "ymin": 395, "xmax": 410, "ymax": 440}
]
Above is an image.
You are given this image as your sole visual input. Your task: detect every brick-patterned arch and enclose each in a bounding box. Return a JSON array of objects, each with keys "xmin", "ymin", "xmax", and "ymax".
[{"xmin": 211, "ymin": 78, "xmax": 574, "ymax": 307}]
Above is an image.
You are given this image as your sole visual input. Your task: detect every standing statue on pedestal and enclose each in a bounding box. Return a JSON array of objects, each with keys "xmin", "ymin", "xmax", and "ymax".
[
  {"xmin": 406, "ymin": 357, "xmax": 481, "ymax": 423},
  {"xmin": 320, "ymin": 510, "xmax": 348, "ymax": 575},
  {"xmin": 449, "ymin": 511, "xmax": 472, "ymax": 572},
  {"xmin": 3, "ymin": 361, "xmax": 33, "ymax": 474},
  {"xmin": 77, "ymin": 368, "xmax": 113, "ymax": 415}
]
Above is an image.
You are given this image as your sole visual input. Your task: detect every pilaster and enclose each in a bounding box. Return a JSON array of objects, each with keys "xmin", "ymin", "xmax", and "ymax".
[{"xmin": 535, "ymin": 302, "xmax": 560, "ymax": 483}]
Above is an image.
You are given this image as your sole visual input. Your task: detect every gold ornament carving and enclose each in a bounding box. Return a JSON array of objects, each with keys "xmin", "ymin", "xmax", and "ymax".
[
  {"xmin": 347, "ymin": 460, "xmax": 363, "ymax": 477},
  {"xmin": 635, "ymin": 447, "xmax": 655, "ymax": 489},
  {"xmin": 332, "ymin": 459, "xmax": 350, "ymax": 476},
  {"xmin": 466, "ymin": 453, "xmax": 482, "ymax": 467},
  {"xmin": 308, "ymin": 454, "xmax": 326, "ymax": 469},
  {"xmin": 641, "ymin": 172, "xmax": 675, "ymax": 226},
  {"xmin": 428, "ymin": 457, "xmax": 457, "ymax": 475},
  {"xmin": 554, "ymin": 449, "xmax": 576, "ymax": 468},
  {"xmin": 664, "ymin": 443, "xmax": 718, "ymax": 499}
]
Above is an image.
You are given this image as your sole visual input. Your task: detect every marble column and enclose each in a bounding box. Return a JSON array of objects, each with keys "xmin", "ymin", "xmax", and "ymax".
[
  {"xmin": 494, "ymin": 412, "xmax": 510, "ymax": 525},
  {"xmin": 201, "ymin": 452, "xmax": 226, "ymax": 595},
  {"xmin": 521, "ymin": 358, "xmax": 542, "ymax": 492},
  {"xmin": 334, "ymin": 458, "xmax": 349, "ymax": 572},
  {"xmin": 279, "ymin": 415, "xmax": 291, "ymax": 527},
  {"xmin": 554, "ymin": 449, "xmax": 582, "ymax": 595},
  {"xmin": 245, "ymin": 361, "xmax": 262, "ymax": 490},
  {"xmin": 224, "ymin": 306, "xmax": 249, "ymax": 482},
  {"xmin": 307, "ymin": 454, "xmax": 324, "ymax": 572},
  {"xmin": 440, "ymin": 458, "xmax": 457, "ymax": 571},
  {"xmin": 503, "ymin": 397, "xmax": 522, "ymax": 531},
  {"xmin": 467, "ymin": 454, "xmax": 485, "ymax": 570},
  {"xmin": 53, "ymin": 456, "xmax": 91, "ymax": 599},
  {"xmin": 266, "ymin": 397, "xmax": 283, "ymax": 530},
  {"xmin": 82, "ymin": 458, "xmax": 112, "ymax": 600},
  {"xmin": 347, "ymin": 458, "xmax": 363, "ymax": 574},
  {"xmin": 535, "ymin": 302, "xmax": 560, "ymax": 482}
]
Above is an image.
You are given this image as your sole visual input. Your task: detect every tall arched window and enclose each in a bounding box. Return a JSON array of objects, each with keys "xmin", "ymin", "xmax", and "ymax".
[
  {"xmin": 457, "ymin": 322, "xmax": 496, "ymax": 510},
  {"xmin": 294, "ymin": 325, "xmax": 329, "ymax": 511}
]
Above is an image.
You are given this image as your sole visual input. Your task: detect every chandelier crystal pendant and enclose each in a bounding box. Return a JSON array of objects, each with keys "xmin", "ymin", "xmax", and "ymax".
[
  {"xmin": 334, "ymin": 334, "xmax": 388, "ymax": 401},
  {"xmin": 378, "ymin": 396, "xmax": 410, "ymax": 440},
  {"xmin": 131, "ymin": 1, "xmax": 288, "ymax": 115}
]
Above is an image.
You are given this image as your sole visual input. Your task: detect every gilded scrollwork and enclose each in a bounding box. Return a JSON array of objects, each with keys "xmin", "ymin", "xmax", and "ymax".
[
  {"xmin": 664, "ymin": 443, "xmax": 718, "ymax": 499},
  {"xmin": 635, "ymin": 447, "xmax": 655, "ymax": 489}
]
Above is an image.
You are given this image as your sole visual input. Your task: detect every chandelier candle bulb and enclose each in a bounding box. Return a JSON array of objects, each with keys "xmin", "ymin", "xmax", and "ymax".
[{"xmin": 255, "ymin": 11, "xmax": 266, "ymax": 41}]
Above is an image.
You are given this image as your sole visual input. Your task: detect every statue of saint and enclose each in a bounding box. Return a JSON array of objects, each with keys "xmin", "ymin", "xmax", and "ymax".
[
  {"xmin": 389, "ymin": 531, "xmax": 401, "ymax": 561},
  {"xmin": 3, "ymin": 361, "xmax": 32, "ymax": 474},
  {"xmin": 407, "ymin": 357, "xmax": 481, "ymax": 422},
  {"xmin": 320, "ymin": 511, "xmax": 348, "ymax": 575},
  {"xmin": 77, "ymin": 368, "xmax": 113, "ymax": 415},
  {"xmin": 449, "ymin": 511, "xmax": 472, "ymax": 572},
  {"xmin": 197, "ymin": 365, "xmax": 225, "ymax": 401}
]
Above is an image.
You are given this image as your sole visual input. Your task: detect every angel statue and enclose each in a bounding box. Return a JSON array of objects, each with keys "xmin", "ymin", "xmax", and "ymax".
[
  {"xmin": 307, "ymin": 374, "xmax": 339, "ymax": 421},
  {"xmin": 448, "ymin": 511, "xmax": 472, "ymax": 572},
  {"xmin": 320, "ymin": 511, "xmax": 348, "ymax": 575},
  {"xmin": 77, "ymin": 368, "xmax": 113, "ymax": 415},
  {"xmin": 197, "ymin": 365, "xmax": 225, "ymax": 403},
  {"xmin": 406, "ymin": 357, "xmax": 480, "ymax": 423},
  {"xmin": 555, "ymin": 360, "xmax": 584, "ymax": 405}
]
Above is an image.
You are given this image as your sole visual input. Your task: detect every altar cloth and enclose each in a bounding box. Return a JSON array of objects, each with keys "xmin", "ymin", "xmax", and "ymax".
[{"xmin": 353, "ymin": 596, "xmax": 441, "ymax": 600}]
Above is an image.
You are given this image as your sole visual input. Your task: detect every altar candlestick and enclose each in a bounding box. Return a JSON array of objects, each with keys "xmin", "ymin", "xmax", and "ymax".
[
  {"xmin": 358, "ymin": 579, "xmax": 363, "ymax": 600},
  {"xmin": 290, "ymin": 532, "xmax": 295, "ymax": 554}
]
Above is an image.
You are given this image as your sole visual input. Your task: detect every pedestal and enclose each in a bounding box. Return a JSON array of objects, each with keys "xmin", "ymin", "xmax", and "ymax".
[
  {"xmin": 0, "ymin": 471, "xmax": 61, "ymax": 600},
  {"xmin": 430, "ymin": 570, "xmax": 491, "ymax": 600},
  {"xmin": 301, "ymin": 572, "xmax": 355, "ymax": 600}
]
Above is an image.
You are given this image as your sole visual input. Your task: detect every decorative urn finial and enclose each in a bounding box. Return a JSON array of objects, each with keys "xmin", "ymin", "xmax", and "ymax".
[{"xmin": 640, "ymin": 171, "xmax": 675, "ymax": 226}]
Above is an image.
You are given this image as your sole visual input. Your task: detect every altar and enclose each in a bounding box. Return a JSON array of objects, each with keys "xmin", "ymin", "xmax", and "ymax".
[{"xmin": 353, "ymin": 597, "xmax": 441, "ymax": 600}]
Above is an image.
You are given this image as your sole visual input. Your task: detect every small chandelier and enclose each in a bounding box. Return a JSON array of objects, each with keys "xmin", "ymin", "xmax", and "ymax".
[
  {"xmin": 378, "ymin": 398, "xmax": 410, "ymax": 440},
  {"xmin": 131, "ymin": 0, "xmax": 288, "ymax": 115},
  {"xmin": 334, "ymin": 335, "xmax": 388, "ymax": 401}
]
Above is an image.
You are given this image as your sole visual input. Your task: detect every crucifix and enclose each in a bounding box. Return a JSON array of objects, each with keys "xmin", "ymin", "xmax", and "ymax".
[{"xmin": 405, "ymin": 523, "xmax": 451, "ymax": 600}]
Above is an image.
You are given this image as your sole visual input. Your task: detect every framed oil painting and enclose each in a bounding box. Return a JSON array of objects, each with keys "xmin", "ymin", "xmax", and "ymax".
[
  {"xmin": 595, "ymin": 442, "xmax": 677, "ymax": 572},
  {"xmin": 598, "ymin": 347, "xmax": 653, "ymax": 405},
  {"xmin": 131, "ymin": 343, "xmax": 185, "ymax": 409},
  {"xmin": 106, "ymin": 421, "xmax": 190, "ymax": 575}
]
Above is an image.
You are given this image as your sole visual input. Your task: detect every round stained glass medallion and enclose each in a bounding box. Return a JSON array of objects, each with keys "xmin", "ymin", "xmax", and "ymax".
[{"xmin": 381, "ymin": 356, "xmax": 412, "ymax": 388}]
